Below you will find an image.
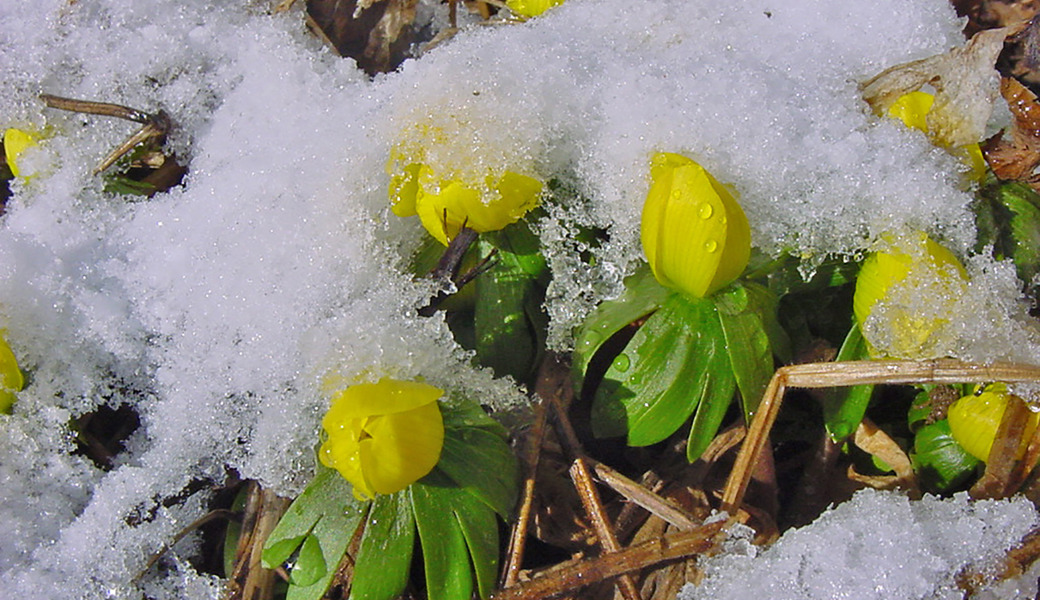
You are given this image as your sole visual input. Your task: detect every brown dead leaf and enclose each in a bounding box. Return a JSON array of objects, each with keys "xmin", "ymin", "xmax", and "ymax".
[
  {"xmin": 846, "ymin": 418, "xmax": 920, "ymax": 495},
  {"xmin": 862, "ymin": 27, "xmax": 1008, "ymax": 148},
  {"xmin": 982, "ymin": 76, "xmax": 1040, "ymax": 186},
  {"xmin": 306, "ymin": 0, "xmax": 417, "ymax": 75}
]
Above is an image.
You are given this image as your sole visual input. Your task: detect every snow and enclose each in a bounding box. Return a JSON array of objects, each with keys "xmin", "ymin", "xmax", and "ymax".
[
  {"xmin": 0, "ymin": 0, "xmax": 1038, "ymax": 598},
  {"xmin": 683, "ymin": 489, "xmax": 1040, "ymax": 600}
]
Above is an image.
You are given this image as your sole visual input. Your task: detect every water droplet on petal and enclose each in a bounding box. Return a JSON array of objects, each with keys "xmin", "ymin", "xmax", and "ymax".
[
  {"xmin": 698, "ymin": 203, "xmax": 714, "ymax": 219},
  {"xmin": 704, "ymin": 240, "xmax": 718, "ymax": 253}
]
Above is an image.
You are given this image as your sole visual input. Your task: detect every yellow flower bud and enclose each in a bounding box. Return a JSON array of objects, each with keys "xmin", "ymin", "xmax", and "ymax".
[
  {"xmin": 319, "ymin": 378, "xmax": 444, "ymax": 499},
  {"xmin": 4, "ymin": 128, "xmax": 38, "ymax": 178},
  {"xmin": 506, "ymin": 0, "xmax": 565, "ymax": 17},
  {"xmin": 887, "ymin": 91, "xmax": 986, "ymax": 181},
  {"xmin": 640, "ymin": 152, "xmax": 751, "ymax": 298},
  {"xmin": 853, "ymin": 232, "xmax": 968, "ymax": 359},
  {"xmin": 0, "ymin": 334, "xmax": 22, "ymax": 414},
  {"xmin": 948, "ymin": 383, "xmax": 1039, "ymax": 462},
  {"xmin": 389, "ymin": 161, "xmax": 542, "ymax": 246}
]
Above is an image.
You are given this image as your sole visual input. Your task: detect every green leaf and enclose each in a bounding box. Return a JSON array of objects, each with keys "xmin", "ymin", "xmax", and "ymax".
[
  {"xmin": 912, "ymin": 419, "xmax": 981, "ymax": 493},
  {"xmin": 351, "ymin": 492, "xmax": 415, "ymax": 600},
  {"xmin": 591, "ymin": 292, "xmax": 735, "ymax": 448},
  {"xmin": 1000, "ymin": 182, "xmax": 1040, "ymax": 284},
  {"xmin": 440, "ymin": 399, "xmax": 508, "ymax": 436},
  {"xmin": 686, "ymin": 369, "xmax": 737, "ymax": 461},
  {"xmin": 474, "ymin": 227, "xmax": 547, "ymax": 383},
  {"xmin": 437, "ymin": 425, "xmax": 519, "ymax": 519},
  {"xmin": 573, "ymin": 264, "xmax": 670, "ymax": 379},
  {"xmin": 715, "ymin": 283, "xmax": 776, "ymax": 419},
  {"xmin": 262, "ymin": 466, "xmax": 367, "ymax": 600},
  {"xmin": 820, "ymin": 323, "xmax": 874, "ymax": 441},
  {"xmin": 410, "ymin": 478, "xmax": 476, "ymax": 600}
]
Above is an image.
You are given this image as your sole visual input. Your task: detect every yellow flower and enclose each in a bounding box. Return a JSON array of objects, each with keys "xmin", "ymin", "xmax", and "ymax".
[
  {"xmin": 853, "ymin": 232, "xmax": 968, "ymax": 359},
  {"xmin": 4, "ymin": 128, "xmax": 38, "ymax": 178},
  {"xmin": 948, "ymin": 383, "xmax": 1039, "ymax": 462},
  {"xmin": 390, "ymin": 161, "xmax": 542, "ymax": 246},
  {"xmin": 319, "ymin": 378, "xmax": 444, "ymax": 499},
  {"xmin": 0, "ymin": 334, "xmax": 23, "ymax": 414},
  {"xmin": 506, "ymin": 0, "xmax": 565, "ymax": 17},
  {"xmin": 887, "ymin": 91, "xmax": 986, "ymax": 181},
  {"xmin": 641, "ymin": 152, "xmax": 751, "ymax": 298}
]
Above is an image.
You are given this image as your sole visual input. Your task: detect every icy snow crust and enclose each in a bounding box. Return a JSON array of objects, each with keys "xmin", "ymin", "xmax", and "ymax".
[
  {"xmin": 0, "ymin": 0, "xmax": 1033, "ymax": 598},
  {"xmin": 684, "ymin": 489, "xmax": 1040, "ymax": 600}
]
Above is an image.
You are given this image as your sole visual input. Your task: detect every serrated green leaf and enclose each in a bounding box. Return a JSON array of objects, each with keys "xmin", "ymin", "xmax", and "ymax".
[
  {"xmin": 410, "ymin": 480, "xmax": 476, "ymax": 600},
  {"xmin": 351, "ymin": 493, "xmax": 415, "ymax": 600},
  {"xmin": 912, "ymin": 419, "xmax": 980, "ymax": 493},
  {"xmin": 436, "ymin": 425, "xmax": 519, "ymax": 519},
  {"xmin": 263, "ymin": 466, "xmax": 367, "ymax": 600},
  {"xmin": 715, "ymin": 283, "xmax": 775, "ymax": 420},
  {"xmin": 574, "ymin": 264, "xmax": 670, "ymax": 379},
  {"xmin": 820, "ymin": 323, "xmax": 874, "ymax": 441},
  {"xmin": 591, "ymin": 293, "xmax": 734, "ymax": 448}
]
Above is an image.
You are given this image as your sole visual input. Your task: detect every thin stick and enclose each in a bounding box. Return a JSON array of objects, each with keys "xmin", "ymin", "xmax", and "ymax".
[
  {"xmin": 501, "ymin": 398, "xmax": 549, "ymax": 588},
  {"xmin": 587, "ymin": 459, "xmax": 700, "ymax": 531},
  {"xmin": 488, "ymin": 521, "xmax": 727, "ymax": 600},
  {"xmin": 721, "ymin": 360, "xmax": 1040, "ymax": 515},
  {"xmin": 547, "ymin": 395, "xmax": 641, "ymax": 600},
  {"xmin": 40, "ymin": 93, "xmax": 153, "ymax": 124},
  {"xmin": 135, "ymin": 508, "xmax": 238, "ymax": 580}
]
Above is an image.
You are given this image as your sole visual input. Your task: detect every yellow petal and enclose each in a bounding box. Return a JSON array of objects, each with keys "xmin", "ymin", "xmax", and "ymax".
[
  {"xmin": 0, "ymin": 334, "xmax": 23, "ymax": 414},
  {"xmin": 853, "ymin": 232, "xmax": 968, "ymax": 359},
  {"xmin": 413, "ymin": 169, "xmax": 542, "ymax": 246},
  {"xmin": 506, "ymin": 0, "xmax": 565, "ymax": 17},
  {"xmin": 641, "ymin": 152, "xmax": 750, "ymax": 298},
  {"xmin": 887, "ymin": 90, "xmax": 933, "ymax": 133},
  {"xmin": 323, "ymin": 378, "xmax": 443, "ymax": 423},
  {"xmin": 359, "ymin": 400, "xmax": 444, "ymax": 495},
  {"xmin": 389, "ymin": 163, "xmax": 423, "ymax": 218},
  {"xmin": 4, "ymin": 128, "xmax": 37, "ymax": 178},
  {"xmin": 320, "ymin": 378, "xmax": 445, "ymax": 499},
  {"xmin": 948, "ymin": 383, "xmax": 1040, "ymax": 462}
]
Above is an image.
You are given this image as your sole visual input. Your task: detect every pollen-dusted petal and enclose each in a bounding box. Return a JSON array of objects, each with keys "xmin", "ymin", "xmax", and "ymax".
[
  {"xmin": 358, "ymin": 400, "xmax": 444, "ymax": 495},
  {"xmin": 641, "ymin": 152, "xmax": 750, "ymax": 298},
  {"xmin": 948, "ymin": 384, "xmax": 1040, "ymax": 462},
  {"xmin": 4, "ymin": 128, "xmax": 37, "ymax": 178},
  {"xmin": 0, "ymin": 335, "xmax": 22, "ymax": 414}
]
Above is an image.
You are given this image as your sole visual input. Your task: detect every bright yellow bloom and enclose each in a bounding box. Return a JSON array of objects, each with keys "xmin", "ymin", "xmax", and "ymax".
[
  {"xmin": 506, "ymin": 0, "xmax": 565, "ymax": 17},
  {"xmin": 887, "ymin": 91, "xmax": 986, "ymax": 180},
  {"xmin": 641, "ymin": 152, "xmax": 751, "ymax": 298},
  {"xmin": 4, "ymin": 128, "xmax": 38, "ymax": 178},
  {"xmin": 948, "ymin": 383, "xmax": 1039, "ymax": 462},
  {"xmin": 390, "ymin": 162, "xmax": 542, "ymax": 246},
  {"xmin": 319, "ymin": 378, "xmax": 444, "ymax": 499},
  {"xmin": 853, "ymin": 232, "xmax": 968, "ymax": 359},
  {"xmin": 0, "ymin": 334, "xmax": 23, "ymax": 414}
]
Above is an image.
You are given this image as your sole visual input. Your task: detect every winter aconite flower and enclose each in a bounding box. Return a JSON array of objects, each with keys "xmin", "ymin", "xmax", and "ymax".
[
  {"xmin": 0, "ymin": 334, "xmax": 23, "ymax": 414},
  {"xmin": 506, "ymin": 0, "xmax": 565, "ymax": 17},
  {"xmin": 948, "ymin": 383, "xmax": 1039, "ymax": 462},
  {"xmin": 390, "ymin": 162, "xmax": 542, "ymax": 245},
  {"xmin": 887, "ymin": 91, "xmax": 986, "ymax": 180},
  {"xmin": 3, "ymin": 128, "xmax": 37, "ymax": 178},
  {"xmin": 853, "ymin": 232, "xmax": 968, "ymax": 359},
  {"xmin": 319, "ymin": 378, "xmax": 444, "ymax": 499},
  {"xmin": 641, "ymin": 152, "xmax": 751, "ymax": 298}
]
